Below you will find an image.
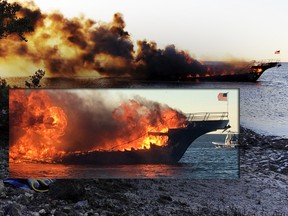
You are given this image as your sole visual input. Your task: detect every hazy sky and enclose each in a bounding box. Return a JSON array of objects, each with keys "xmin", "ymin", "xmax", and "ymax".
[
  {"xmin": 70, "ymin": 89, "xmax": 239, "ymax": 132},
  {"xmin": 27, "ymin": 0, "xmax": 286, "ymax": 61}
]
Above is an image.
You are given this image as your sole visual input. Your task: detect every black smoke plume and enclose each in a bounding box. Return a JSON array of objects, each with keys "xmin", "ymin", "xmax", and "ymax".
[
  {"xmin": 49, "ymin": 90, "xmax": 185, "ymax": 152},
  {"xmin": 1, "ymin": 2, "xmax": 250, "ymax": 80},
  {"xmin": 1, "ymin": 2, "xmax": 215, "ymax": 79}
]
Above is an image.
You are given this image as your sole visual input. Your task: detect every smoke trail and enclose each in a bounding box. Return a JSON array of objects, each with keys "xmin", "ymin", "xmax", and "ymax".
[
  {"xmin": 1, "ymin": 2, "xmax": 135, "ymax": 76},
  {"xmin": 2, "ymin": 2, "xmax": 250, "ymax": 79},
  {"xmin": 134, "ymin": 41, "xmax": 207, "ymax": 79},
  {"xmin": 0, "ymin": 2, "xmax": 210, "ymax": 79}
]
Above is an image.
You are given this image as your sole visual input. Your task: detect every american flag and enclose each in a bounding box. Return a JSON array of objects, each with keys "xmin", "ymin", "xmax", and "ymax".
[
  {"xmin": 218, "ymin": 93, "xmax": 228, "ymax": 101},
  {"xmin": 275, "ymin": 50, "xmax": 280, "ymax": 54}
]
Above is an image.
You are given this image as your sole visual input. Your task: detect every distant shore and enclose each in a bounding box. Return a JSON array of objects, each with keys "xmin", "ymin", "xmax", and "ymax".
[{"xmin": 1, "ymin": 126, "xmax": 288, "ymax": 215}]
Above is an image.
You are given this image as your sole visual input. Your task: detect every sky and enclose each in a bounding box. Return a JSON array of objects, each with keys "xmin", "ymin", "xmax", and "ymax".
[
  {"xmin": 69, "ymin": 89, "xmax": 239, "ymax": 132},
  {"xmin": 23, "ymin": 0, "xmax": 287, "ymax": 61}
]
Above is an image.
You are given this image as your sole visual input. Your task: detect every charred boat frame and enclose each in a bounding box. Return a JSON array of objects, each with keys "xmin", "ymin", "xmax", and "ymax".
[
  {"xmin": 186, "ymin": 59, "xmax": 281, "ymax": 82},
  {"xmin": 60, "ymin": 112, "xmax": 230, "ymax": 165}
]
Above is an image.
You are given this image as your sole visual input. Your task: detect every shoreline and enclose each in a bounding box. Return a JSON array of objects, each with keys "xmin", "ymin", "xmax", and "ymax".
[
  {"xmin": 1, "ymin": 126, "xmax": 288, "ymax": 215},
  {"xmin": 240, "ymin": 121, "xmax": 288, "ymax": 140}
]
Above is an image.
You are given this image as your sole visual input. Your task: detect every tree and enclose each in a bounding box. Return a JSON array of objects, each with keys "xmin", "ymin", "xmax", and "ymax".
[
  {"xmin": 0, "ymin": 1, "xmax": 44, "ymax": 137},
  {"xmin": 25, "ymin": 69, "xmax": 45, "ymax": 88},
  {"xmin": 0, "ymin": 0, "xmax": 33, "ymax": 41}
]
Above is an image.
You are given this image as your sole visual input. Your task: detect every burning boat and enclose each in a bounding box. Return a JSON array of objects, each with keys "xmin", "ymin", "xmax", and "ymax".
[
  {"xmin": 9, "ymin": 90, "xmax": 235, "ymax": 166},
  {"xmin": 59, "ymin": 112, "xmax": 230, "ymax": 165},
  {"xmin": 185, "ymin": 60, "xmax": 281, "ymax": 82}
]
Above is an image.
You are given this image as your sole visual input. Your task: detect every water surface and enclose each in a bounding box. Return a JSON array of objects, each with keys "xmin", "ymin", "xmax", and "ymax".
[{"xmin": 9, "ymin": 134, "xmax": 239, "ymax": 179}]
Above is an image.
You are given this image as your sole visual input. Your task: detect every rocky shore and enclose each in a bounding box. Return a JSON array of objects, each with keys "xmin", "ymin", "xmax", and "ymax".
[{"xmin": 1, "ymin": 127, "xmax": 288, "ymax": 216}]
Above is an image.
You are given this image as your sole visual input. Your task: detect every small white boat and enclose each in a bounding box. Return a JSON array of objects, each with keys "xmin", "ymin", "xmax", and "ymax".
[{"xmin": 212, "ymin": 131, "xmax": 238, "ymax": 148}]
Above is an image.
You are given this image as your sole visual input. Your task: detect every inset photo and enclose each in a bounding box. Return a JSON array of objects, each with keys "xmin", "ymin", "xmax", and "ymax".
[{"xmin": 9, "ymin": 89, "xmax": 239, "ymax": 179}]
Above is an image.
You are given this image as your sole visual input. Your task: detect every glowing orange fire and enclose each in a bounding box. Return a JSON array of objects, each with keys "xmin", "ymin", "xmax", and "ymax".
[
  {"xmin": 109, "ymin": 102, "xmax": 185, "ymax": 151},
  {"xmin": 9, "ymin": 90, "xmax": 186, "ymax": 163},
  {"xmin": 9, "ymin": 90, "xmax": 67, "ymax": 163}
]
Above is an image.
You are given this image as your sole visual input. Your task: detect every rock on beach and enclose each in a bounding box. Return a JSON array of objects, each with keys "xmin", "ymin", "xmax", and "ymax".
[{"xmin": 0, "ymin": 126, "xmax": 287, "ymax": 215}]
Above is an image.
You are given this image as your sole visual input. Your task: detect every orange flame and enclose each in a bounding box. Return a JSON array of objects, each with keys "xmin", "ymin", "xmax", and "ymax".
[
  {"xmin": 9, "ymin": 90, "xmax": 67, "ymax": 163},
  {"xmin": 9, "ymin": 90, "xmax": 186, "ymax": 163},
  {"xmin": 104, "ymin": 99, "xmax": 185, "ymax": 151}
]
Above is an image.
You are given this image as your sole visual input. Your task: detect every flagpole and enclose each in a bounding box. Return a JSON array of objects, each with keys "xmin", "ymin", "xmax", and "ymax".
[
  {"xmin": 227, "ymin": 92, "xmax": 229, "ymax": 117},
  {"xmin": 274, "ymin": 50, "xmax": 281, "ymax": 63},
  {"xmin": 217, "ymin": 92, "xmax": 228, "ymax": 115}
]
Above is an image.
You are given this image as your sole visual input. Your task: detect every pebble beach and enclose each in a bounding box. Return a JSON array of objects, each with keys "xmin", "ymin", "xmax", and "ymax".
[{"xmin": 0, "ymin": 127, "xmax": 288, "ymax": 215}]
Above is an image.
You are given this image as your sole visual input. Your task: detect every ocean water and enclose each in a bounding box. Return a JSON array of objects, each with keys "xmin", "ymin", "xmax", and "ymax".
[
  {"xmin": 196, "ymin": 63, "xmax": 288, "ymax": 138},
  {"xmin": 9, "ymin": 134, "xmax": 239, "ymax": 179}
]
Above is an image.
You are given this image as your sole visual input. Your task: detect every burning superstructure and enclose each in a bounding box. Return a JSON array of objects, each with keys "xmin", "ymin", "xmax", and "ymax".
[
  {"xmin": 60, "ymin": 112, "xmax": 230, "ymax": 165},
  {"xmin": 184, "ymin": 60, "xmax": 281, "ymax": 82}
]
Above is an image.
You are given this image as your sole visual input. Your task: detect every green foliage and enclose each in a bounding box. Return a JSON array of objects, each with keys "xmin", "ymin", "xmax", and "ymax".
[
  {"xmin": 25, "ymin": 69, "xmax": 45, "ymax": 88},
  {"xmin": 0, "ymin": 0, "xmax": 33, "ymax": 41},
  {"xmin": 0, "ymin": 68, "xmax": 45, "ymax": 130}
]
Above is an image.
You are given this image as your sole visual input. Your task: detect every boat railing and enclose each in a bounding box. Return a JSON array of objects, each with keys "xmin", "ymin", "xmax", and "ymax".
[
  {"xmin": 254, "ymin": 59, "xmax": 281, "ymax": 65},
  {"xmin": 185, "ymin": 112, "xmax": 228, "ymax": 122}
]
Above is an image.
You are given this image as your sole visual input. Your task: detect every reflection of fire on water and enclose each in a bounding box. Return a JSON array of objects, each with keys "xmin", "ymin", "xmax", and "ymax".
[{"xmin": 9, "ymin": 90, "xmax": 186, "ymax": 163}]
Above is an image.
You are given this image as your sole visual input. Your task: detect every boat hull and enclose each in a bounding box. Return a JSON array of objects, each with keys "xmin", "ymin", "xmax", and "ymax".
[
  {"xmin": 186, "ymin": 62, "xmax": 280, "ymax": 82},
  {"xmin": 60, "ymin": 119, "xmax": 229, "ymax": 165}
]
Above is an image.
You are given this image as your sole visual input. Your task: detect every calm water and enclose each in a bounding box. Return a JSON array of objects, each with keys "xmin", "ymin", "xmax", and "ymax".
[
  {"xmin": 9, "ymin": 134, "xmax": 239, "ymax": 179},
  {"xmin": 194, "ymin": 63, "xmax": 288, "ymax": 138}
]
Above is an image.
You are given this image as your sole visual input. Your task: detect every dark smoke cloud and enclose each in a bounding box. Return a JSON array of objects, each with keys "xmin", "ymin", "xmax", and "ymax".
[
  {"xmin": 48, "ymin": 90, "xmax": 123, "ymax": 151},
  {"xmin": 20, "ymin": 5, "xmax": 45, "ymax": 28},
  {"xmin": 1, "ymin": 2, "xmax": 212, "ymax": 79},
  {"xmin": 47, "ymin": 90, "xmax": 185, "ymax": 152},
  {"xmin": 89, "ymin": 14, "xmax": 133, "ymax": 59},
  {"xmin": 134, "ymin": 41, "xmax": 207, "ymax": 80},
  {"xmin": 2, "ymin": 2, "xmax": 249, "ymax": 79}
]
